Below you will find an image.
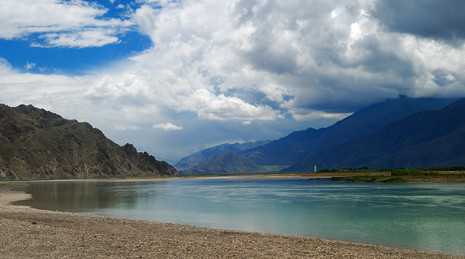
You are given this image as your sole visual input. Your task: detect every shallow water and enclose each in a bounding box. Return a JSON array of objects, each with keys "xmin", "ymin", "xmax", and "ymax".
[{"xmin": 18, "ymin": 178, "xmax": 465, "ymax": 255}]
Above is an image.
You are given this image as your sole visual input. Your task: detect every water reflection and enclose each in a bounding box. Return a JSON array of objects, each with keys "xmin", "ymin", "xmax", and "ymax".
[{"xmin": 19, "ymin": 181, "xmax": 166, "ymax": 212}]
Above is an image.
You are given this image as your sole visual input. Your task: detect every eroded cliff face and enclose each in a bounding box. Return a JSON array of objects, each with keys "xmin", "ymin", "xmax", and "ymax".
[{"xmin": 0, "ymin": 104, "xmax": 177, "ymax": 180}]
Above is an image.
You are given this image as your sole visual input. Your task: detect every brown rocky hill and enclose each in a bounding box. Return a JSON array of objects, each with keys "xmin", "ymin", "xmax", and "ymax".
[{"xmin": 0, "ymin": 104, "xmax": 177, "ymax": 180}]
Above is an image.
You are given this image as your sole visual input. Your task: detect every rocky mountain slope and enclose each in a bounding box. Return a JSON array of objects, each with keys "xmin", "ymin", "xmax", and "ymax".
[{"xmin": 0, "ymin": 104, "xmax": 177, "ymax": 180}]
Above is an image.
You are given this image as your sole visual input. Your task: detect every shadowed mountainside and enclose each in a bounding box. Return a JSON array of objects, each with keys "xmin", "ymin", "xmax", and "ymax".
[
  {"xmin": 178, "ymin": 96, "xmax": 456, "ymax": 174},
  {"xmin": 289, "ymin": 99, "xmax": 465, "ymax": 170},
  {"xmin": 244, "ymin": 96, "xmax": 454, "ymax": 170},
  {"xmin": 0, "ymin": 104, "xmax": 177, "ymax": 180}
]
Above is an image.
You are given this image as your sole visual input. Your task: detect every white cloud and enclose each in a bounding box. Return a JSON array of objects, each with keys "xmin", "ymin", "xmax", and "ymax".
[
  {"xmin": 2, "ymin": 0, "xmax": 464, "ymax": 116},
  {"xmin": 0, "ymin": 0, "xmax": 132, "ymax": 48},
  {"xmin": 114, "ymin": 125, "xmax": 141, "ymax": 131},
  {"xmin": 153, "ymin": 122, "xmax": 183, "ymax": 131},
  {"xmin": 185, "ymin": 89, "xmax": 279, "ymax": 121},
  {"xmin": 290, "ymin": 109, "xmax": 351, "ymax": 122},
  {"xmin": 32, "ymin": 29, "xmax": 121, "ymax": 48}
]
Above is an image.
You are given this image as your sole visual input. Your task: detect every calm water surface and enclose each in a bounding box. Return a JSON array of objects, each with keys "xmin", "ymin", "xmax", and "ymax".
[{"xmin": 18, "ymin": 178, "xmax": 465, "ymax": 255}]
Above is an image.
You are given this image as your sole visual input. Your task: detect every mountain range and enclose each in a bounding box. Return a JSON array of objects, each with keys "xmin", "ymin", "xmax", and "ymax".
[
  {"xmin": 176, "ymin": 140, "xmax": 270, "ymax": 175},
  {"xmin": 177, "ymin": 96, "xmax": 460, "ymax": 174},
  {"xmin": 0, "ymin": 104, "xmax": 177, "ymax": 180}
]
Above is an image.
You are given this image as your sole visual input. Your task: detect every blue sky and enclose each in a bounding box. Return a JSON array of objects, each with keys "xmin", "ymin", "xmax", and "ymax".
[
  {"xmin": 1, "ymin": 0, "xmax": 465, "ymax": 162},
  {"xmin": 0, "ymin": 31, "xmax": 152, "ymax": 74},
  {"xmin": 0, "ymin": 0, "xmax": 154, "ymax": 74}
]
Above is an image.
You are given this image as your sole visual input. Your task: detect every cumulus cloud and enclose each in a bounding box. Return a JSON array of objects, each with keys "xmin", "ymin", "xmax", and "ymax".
[
  {"xmin": 185, "ymin": 89, "xmax": 279, "ymax": 121},
  {"xmin": 32, "ymin": 29, "xmax": 121, "ymax": 48},
  {"xmin": 153, "ymin": 122, "xmax": 183, "ymax": 131},
  {"xmin": 126, "ymin": 0, "xmax": 465, "ymax": 115},
  {"xmin": 0, "ymin": 0, "xmax": 131, "ymax": 48}
]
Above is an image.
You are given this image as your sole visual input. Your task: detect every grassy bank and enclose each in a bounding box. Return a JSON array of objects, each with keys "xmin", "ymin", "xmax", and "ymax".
[{"xmin": 322, "ymin": 169, "xmax": 465, "ymax": 183}]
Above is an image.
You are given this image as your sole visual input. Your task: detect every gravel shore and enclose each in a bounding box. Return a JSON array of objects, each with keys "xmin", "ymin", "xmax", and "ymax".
[{"xmin": 0, "ymin": 188, "xmax": 461, "ymax": 259}]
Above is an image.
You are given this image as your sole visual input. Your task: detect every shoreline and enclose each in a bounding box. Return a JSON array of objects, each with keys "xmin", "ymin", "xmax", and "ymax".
[
  {"xmin": 0, "ymin": 174, "xmax": 308, "ymax": 185},
  {"xmin": 3, "ymin": 170, "xmax": 465, "ymax": 184},
  {"xmin": 0, "ymin": 186, "xmax": 461, "ymax": 258}
]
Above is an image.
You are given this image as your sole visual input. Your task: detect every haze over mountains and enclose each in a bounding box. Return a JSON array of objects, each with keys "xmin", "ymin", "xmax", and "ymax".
[
  {"xmin": 177, "ymin": 96, "xmax": 459, "ymax": 174},
  {"xmin": 176, "ymin": 140, "xmax": 270, "ymax": 174},
  {"xmin": 0, "ymin": 104, "xmax": 177, "ymax": 180}
]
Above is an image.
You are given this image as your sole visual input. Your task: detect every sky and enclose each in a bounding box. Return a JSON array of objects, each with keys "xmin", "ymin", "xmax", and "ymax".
[{"xmin": 1, "ymin": 0, "xmax": 465, "ymax": 163}]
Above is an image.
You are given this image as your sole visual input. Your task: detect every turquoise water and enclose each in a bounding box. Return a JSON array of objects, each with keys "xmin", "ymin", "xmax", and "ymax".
[{"xmin": 19, "ymin": 178, "xmax": 465, "ymax": 255}]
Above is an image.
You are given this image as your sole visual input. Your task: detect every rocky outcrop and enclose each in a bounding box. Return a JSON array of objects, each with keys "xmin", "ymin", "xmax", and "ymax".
[{"xmin": 0, "ymin": 104, "xmax": 177, "ymax": 180}]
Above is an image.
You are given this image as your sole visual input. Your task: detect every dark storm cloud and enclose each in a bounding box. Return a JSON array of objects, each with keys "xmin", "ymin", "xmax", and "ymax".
[{"xmin": 374, "ymin": 0, "xmax": 465, "ymax": 44}]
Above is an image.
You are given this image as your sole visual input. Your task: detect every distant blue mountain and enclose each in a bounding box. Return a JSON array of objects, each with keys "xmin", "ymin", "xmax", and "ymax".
[
  {"xmin": 289, "ymin": 98, "xmax": 465, "ymax": 170},
  {"xmin": 175, "ymin": 141, "xmax": 270, "ymax": 174},
  {"xmin": 178, "ymin": 96, "xmax": 456, "ymax": 174}
]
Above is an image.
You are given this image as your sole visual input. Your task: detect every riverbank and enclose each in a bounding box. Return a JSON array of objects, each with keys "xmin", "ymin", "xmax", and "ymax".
[
  {"xmin": 2, "ymin": 170, "xmax": 465, "ymax": 184},
  {"xmin": 181, "ymin": 170, "xmax": 465, "ymax": 183},
  {"xmin": 324, "ymin": 170, "xmax": 465, "ymax": 183},
  {"xmin": 0, "ymin": 186, "xmax": 460, "ymax": 259}
]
